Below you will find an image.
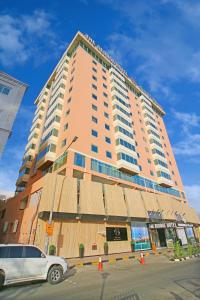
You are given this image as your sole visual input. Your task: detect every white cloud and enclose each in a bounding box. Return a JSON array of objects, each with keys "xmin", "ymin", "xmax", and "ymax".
[
  {"xmin": 172, "ymin": 111, "xmax": 200, "ymax": 156},
  {"xmin": 173, "ymin": 133, "xmax": 200, "ymax": 156},
  {"xmin": 173, "ymin": 111, "xmax": 200, "ymax": 127},
  {"xmin": 101, "ymin": 0, "xmax": 200, "ymax": 98},
  {"xmin": 185, "ymin": 184, "xmax": 200, "ymax": 213},
  {"xmin": 0, "ymin": 10, "xmax": 65, "ymax": 67}
]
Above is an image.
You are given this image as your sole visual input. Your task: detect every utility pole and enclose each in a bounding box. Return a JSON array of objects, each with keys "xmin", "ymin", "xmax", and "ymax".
[{"xmin": 44, "ymin": 136, "xmax": 78, "ymax": 254}]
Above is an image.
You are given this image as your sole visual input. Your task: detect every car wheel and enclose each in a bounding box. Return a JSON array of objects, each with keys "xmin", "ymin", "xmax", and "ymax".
[
  {"xmin": 47, "ymin": 265, "xmax": 63, "ymax": 285},
  {"xmin": 0, "ymin": 271, "xmax": 5, "ymax": 289}
]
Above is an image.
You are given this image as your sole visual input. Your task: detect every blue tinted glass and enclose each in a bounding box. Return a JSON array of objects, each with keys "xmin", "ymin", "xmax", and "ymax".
[{"xmin": 74, "ymin": 153, "xmax": 85, "ymax": 167}]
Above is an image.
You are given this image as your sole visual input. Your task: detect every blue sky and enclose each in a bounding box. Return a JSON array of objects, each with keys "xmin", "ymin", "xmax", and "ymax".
[{"xmin": 0, "ymin": 0, "xmax": 200, "ymax": 212}]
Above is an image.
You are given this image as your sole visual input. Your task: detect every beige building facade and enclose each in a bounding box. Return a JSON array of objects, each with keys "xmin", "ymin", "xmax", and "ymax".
[{"xmin": 0, "ymin": 32, "xmax": 199, "ymax": 257}]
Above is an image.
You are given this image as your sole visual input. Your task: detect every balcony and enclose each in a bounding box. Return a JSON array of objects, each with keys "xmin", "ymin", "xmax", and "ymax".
[
  {"xmin": 39, "ymin": 135, "xmax": 58, "ymax": 151},
  {"xmin": 16, "ymin": 168, "xmax": 30, "ymax": 186},
  {"xmin": 154, "ymin": 164, "xmax": 170, "ymax": 174},
  {"xmin": 148, "ymin": 133, "xmax": 161, "ymax": 144},
  {"xmin": 114, "ymin": 131, "xmax": 135, "ymax": 144},
  {"xmin": 30, "ymin": 123, "xmax": 40, "ymax": 135},
  {"xmin": 142, "ymin": 104, "xmax": 154, "ymax": 115},
  {"xmin": 145, "ymin": 123, "xmax": 159, "ymax": 135},
  {"xmin": 113, "ymin": 118, "xmax": 133, "ymax": 133},
  {"xmin": 36, "ymin": 143, "xmax": 56, "ymax": 169},
  {"xmin": 36, "ymin": 152, "xmax": 56, "ymax": 169},
  {"xmin": 117, "ymin": 159, "xmax": 140, "ymax": 174},
  {"xmin": 149, "ymin": 141, "xmax": 163, "ymax": 152},
  {"xmin": 20, "ymin": 156, "xmax": 33, "ymax": 171},
  {"xmin": 115, "ymin": 145, "xmax": 138, "ymax": 159},
  {"xmin": 157, "ymin": 177, "xmax": 173, "ymax": 187},
  {"xmin": 152, "ymin": 151, "xmax": 167, "ymax": 163}
]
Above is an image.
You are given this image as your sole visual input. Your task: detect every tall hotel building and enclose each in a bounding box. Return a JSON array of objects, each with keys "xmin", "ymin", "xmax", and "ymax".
[{"xmin": 0, "ymin": 32, "xmax": 199, "ymax": 257}]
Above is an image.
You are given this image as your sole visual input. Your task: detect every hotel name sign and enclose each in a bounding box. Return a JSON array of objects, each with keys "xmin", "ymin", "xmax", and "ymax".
[{"xmin": 149, "ymin": 223, "xmax": 193, "ymax": 229}]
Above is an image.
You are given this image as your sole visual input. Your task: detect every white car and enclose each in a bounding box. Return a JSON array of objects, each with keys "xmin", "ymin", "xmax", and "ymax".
[{"xmin": 0, "ymin": 244, "xmax": 68, "ymax": 287}]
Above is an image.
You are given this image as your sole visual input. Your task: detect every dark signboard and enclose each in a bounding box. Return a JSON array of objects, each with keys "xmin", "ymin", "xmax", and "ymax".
[{"xmin": 106, "ymin": 227, "xmax": 128, "ymax": 241}]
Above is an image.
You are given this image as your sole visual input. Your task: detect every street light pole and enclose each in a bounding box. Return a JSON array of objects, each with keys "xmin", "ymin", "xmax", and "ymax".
[{"xmin": 44, "ymin": 136, "xmax": 78, "ymax": 254}]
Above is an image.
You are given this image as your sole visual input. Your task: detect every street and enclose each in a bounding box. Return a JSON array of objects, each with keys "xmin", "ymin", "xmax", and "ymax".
[{"xmin": 1, "ymin": 255, "xmax": 200, "ymax": 300}]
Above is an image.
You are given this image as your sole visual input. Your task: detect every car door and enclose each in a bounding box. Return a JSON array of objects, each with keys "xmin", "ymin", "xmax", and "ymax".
[
  {"xmin": 23, "ymin": 246, "xmax": 47, "ymax": 279},
  {"xmin": 3, "ymin": 246, "xmax": 25, "ymax": 282}
]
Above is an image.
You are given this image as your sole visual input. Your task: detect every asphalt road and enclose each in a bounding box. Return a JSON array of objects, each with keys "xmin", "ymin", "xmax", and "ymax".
[{"xmin": 1, "ymin": 255, "xmax": 200, "ymax": 300}]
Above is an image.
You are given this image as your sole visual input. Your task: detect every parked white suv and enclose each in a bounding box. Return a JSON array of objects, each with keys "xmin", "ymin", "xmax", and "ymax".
[{"xmin": 0, "ymin": 244, "xmax": 68, "ymax": 287}]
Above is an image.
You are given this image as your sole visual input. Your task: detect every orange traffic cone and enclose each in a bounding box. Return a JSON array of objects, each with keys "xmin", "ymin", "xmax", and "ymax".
[
  {"xmin": 140, "ymin": 252, "xmax": 145, "ymax": 265},
  {"xmin": 98, "ymin": 257, "xmax": 103, "ymax": 271}
]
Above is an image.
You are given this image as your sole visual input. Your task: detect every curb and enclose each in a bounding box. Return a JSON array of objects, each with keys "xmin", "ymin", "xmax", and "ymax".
[
  {"xmin": 170, "ymin": 253, "xmax": 200, "ymax": 262},
  {"xmin": 73, "ymin": 254, "xmax": 141, "ymax": 268}
]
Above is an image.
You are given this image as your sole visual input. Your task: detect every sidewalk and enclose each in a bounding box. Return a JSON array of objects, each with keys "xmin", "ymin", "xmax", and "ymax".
[{"xmin": 68, "ymin": 248, "xmax": 174, "ymax": 268}]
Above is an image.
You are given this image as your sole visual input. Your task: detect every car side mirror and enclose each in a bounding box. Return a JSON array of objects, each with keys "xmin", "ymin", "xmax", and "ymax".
[{"xmin": 41, "ymin": 253, "xmax": 46, "ymax": 258}]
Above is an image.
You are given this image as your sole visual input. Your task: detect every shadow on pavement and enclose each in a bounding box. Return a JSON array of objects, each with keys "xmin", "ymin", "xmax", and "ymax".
[
  {"xmin": 111, "ymin": 287, "xmax": 140, "ymax": 300},
  {"xmin": 0, "ymin": 268, "xmax": 77, "ymax": 299}
]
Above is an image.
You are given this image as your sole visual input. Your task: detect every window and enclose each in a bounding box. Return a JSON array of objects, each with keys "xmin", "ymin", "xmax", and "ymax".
[
  {"xmin": 150, "ymin": 170, "xmax": 154, "ymax": 176},
  {"xmin": 92, "ymin": 84, "xmax": 97, "ymax": 90},
  {"xmin": 105, "ymin": 137, "xmax": 111, "ymax": 144},
  {"xmin": 104, "ymin": 102, "xmax": 108, "ymax": 107},
  {"xmin": 0, "ymin": 247, "xmax": 9, "ymax": 258},
  {"xmin": 92, "ymin": 94, "xmax": 97, "ymax": 100},
  {"xmin": 67, "ymin": 98, "xmax": 71, "ymax": 103},
  {"xmin": 157, "ymin": 171, "xmax": 171, "ymax": 180},
  {"xmin": 92, "ymin": 116, "xmax": 98, "ymax": 124},
  {"xmin": 24, "ymin": 246, "xmax": 43, "ymax": 258},
  {"xmin": 172, "ymin": 171, "xmax": 175, "ymax": 175},
  {"xmin": 69, "ymin": 86, "xmax": 73, "ymax": 92},
  {"xmin": 106, "ymin": 151, "xmax": 112, "ymax": 158},
  {"xmin": 115, "ymin": 126, "xmax": 133, "ymax": 139},
  {"xmin": 143, "ymin": 137, "xmax": 147, "ymax": 142},
  {"xmin": 147, "ymin": 159, "xmax": 151, "ymax": 164},
  {"xmin": 92, "ymin": 60, "xmax": 97, "ymax": 65},
  {"xmin": 105, "ymin": 124, "xmax": 110, "ymax": 130},
  {"xmin": 92, "ymin": 129, "xmax": 98, "ymax": 137},
  {"xmin": 117, "ymin": 152, "xmax": 137, "ymax": 165},
  {"xmin": 103, "ymin": 83, "xmax": 107, "ymax": 89},
  {"xmin": 92, "ymin": 67, "xmax": 97, "ymax": 73},
  {"xmin": 104, "ymin": 112, "xmax": 109, "ymax": 119},
  {"xmin": 0, "ymin": 84, "xmax": 11, "ymax": 95},
  {"xmin": 92, "ymin": 75, "xmax": 97, "ymax": 81},
  {"xmin": 66, "ymin": 109, "xmax": 70, "ymax": 116},
  {"xmin": 175, "ymin": 181, "xmax": 178, "ymax": 186},
  {"xmin": 91, "ymin": 145, "xmax": 98, "ymax": 153},
  {"xmin": 102, "ymin": 68, "xmax": 106, "ymax": 73},
  {"xmin": 74, "ymin": 153, "xmax": 85, "ymax": 167},
  {"xmin": 64, "ymin": 123, "xmax": 68, "ymax": 131},
  {"xmin": 61, "ymin": 139, "xmax": 67, "ymax": 147},
  {"xmin": 116, "ymin": 138, "xmax": 135, "ymax": 151},
  {"xmin": 154, "ymin": 159, "xmax": 168, "ymax": 169},
  {"xmin": 20, "ymin": 197, "xmax": 28, "ymax": 210},
  {"xmin": 169, "ymin": 161, "xmax": 172, "ymax": 165},
  {"xmin": 92, "ymin": 104, "xmax": 98, "ymax": 111},
  {"xmin": 102, "ymin": 76, "xmax": 106, "ymax": 81},
  {"xmin": 139, "ymin": 165, "xmax": 142, "ymax": 171},
  {"xmin": 9, "ymin": 246, "xmax": 23, "ymax": 258},
  {"xmin": 103, "ymin": 92, "xmax": 108, "ymax": 98},
  {"xmin": 141, "ymin": 128, "xmax": 145, "ymax": 132}
]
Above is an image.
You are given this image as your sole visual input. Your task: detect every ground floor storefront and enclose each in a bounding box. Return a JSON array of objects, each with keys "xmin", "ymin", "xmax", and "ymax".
[
  {"xmin": 0, "ymin": 174, "xmax": 199, "ymax": 257},
  {"xmin": 33, "ymin": 217, "xmax": 199, "ymax": 258}
]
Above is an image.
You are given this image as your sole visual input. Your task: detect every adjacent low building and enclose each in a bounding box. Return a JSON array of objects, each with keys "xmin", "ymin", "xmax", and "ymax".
[
  {"xmin": 0, "ymin": 32, "xmax": 199, "ymax": 257},
  {"xmin": 0, "ymin": 71, "xmax": 27, "ymax": 157}
]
